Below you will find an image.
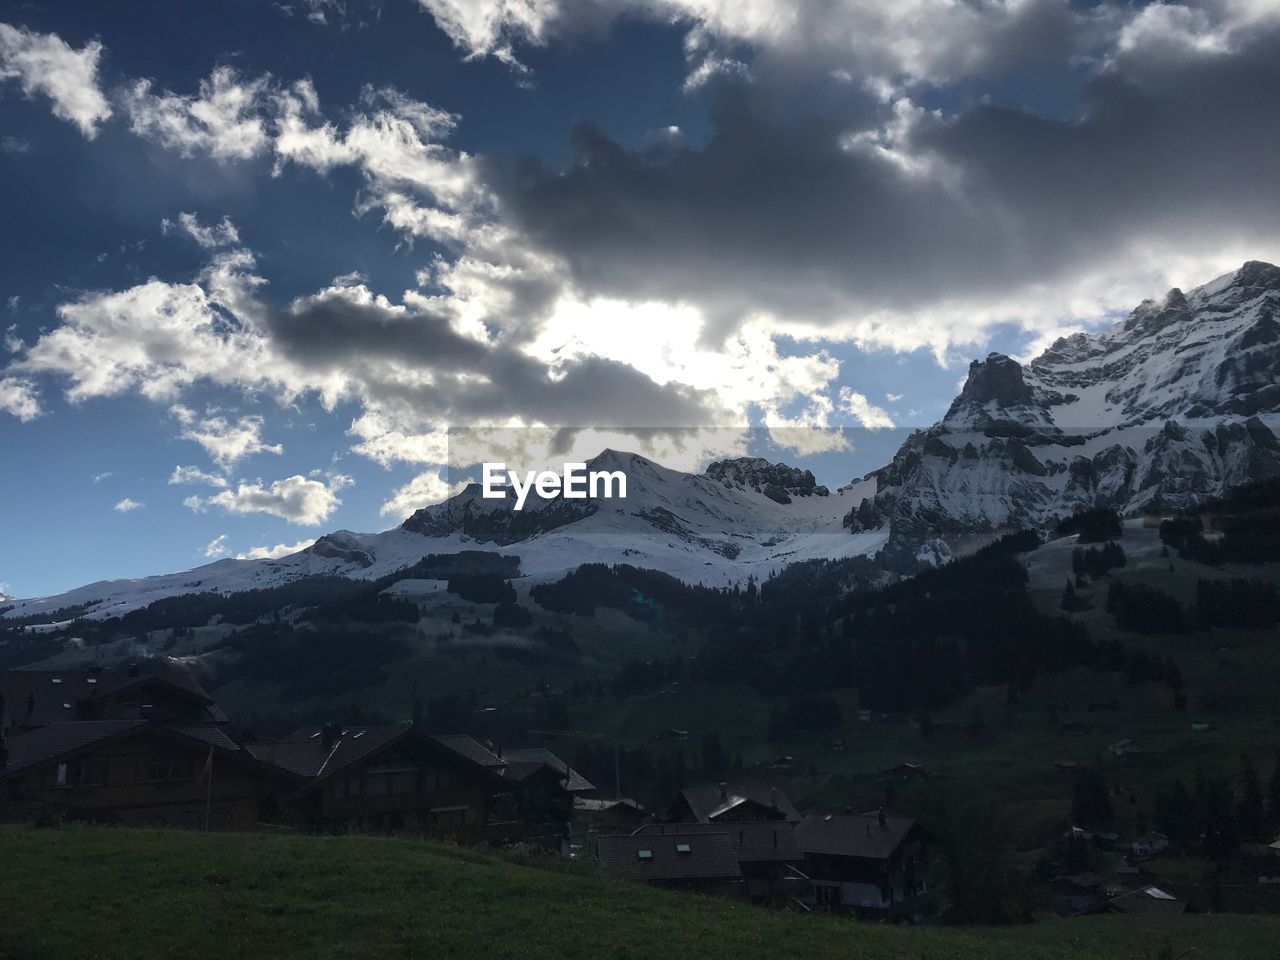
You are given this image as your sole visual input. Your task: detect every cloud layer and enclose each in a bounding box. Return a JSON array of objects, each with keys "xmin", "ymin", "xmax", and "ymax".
[{"xmin": 5, "ymin": 4, "xmax": 1280, "ymax": 522}]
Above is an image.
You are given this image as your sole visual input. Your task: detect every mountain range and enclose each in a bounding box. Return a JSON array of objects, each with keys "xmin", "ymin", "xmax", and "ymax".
[{"xmin": 4, "ymin": 260, "xmax": 1279, "ymax": 623}]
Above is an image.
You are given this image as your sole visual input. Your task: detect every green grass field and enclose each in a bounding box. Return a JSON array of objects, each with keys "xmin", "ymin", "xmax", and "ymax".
[{"xmin": 2, "ymin": 825, "xmax": 1278, "ymax": 960}]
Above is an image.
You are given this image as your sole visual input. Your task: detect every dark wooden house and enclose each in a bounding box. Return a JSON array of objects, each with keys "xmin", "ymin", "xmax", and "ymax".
[
  {"xmin": 632, "ymin": 821, "xmax": 804, "ymax": 903},
  {"xmin": 0, "ymin": 665, "xmax": 228, "ymax": 738},
  {"xmin": 794, "ymin": 810, "xmax": 936, "ymax": 921},
  {"xmin": 668, "ymin": 782, "xmax": 800, "ymax": 825},
  {"xmin": 0, "ymin": 719, "xmax": 289, "ymax": 829},
  {"xmin": 573, "ymin": 797, "xmax": 649, "ymax": 832},
  {"xmin": 496, "ymin": 746, "xmax": 594, "ymax": 826},
  {"xmin": 246, "ymin": 724, "xmax": 510, "ymax": 839},
  {"xmin": 596, "ymin": 829, "xmax": 744, "ymax": 896}
]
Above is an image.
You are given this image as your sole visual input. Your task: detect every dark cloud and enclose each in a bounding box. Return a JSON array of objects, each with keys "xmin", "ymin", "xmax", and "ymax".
[
  {"xmin": 498, "ymin": 23, "xmax": 1280, "ymax": 338},
  {"xmin": 271, "ymin": 285, "xmax": 720, "ymax": 428}
]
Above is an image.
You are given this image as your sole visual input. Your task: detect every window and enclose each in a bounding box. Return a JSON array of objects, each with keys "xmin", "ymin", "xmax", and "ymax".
[
  {"xmin": 637, "ymin": 849, "xmax": 653, "ymax": 860},
  {"xmin": 675, "ymin": 843, "xmax": 691, "ymax": 855},
  {"xmin": 56, "ymin": 758, "xmax": 109, "ymax": 787},
  {"xmin": 366, "ymin": 766, "xmax": 418, "ymax": 796},
  {"xmin": 145, "ymin": 756, "xmax": 194, "ymax": 782}
]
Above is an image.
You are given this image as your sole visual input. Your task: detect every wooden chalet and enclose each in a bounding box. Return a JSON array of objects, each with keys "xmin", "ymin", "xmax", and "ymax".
[
  {"xmin": 0, "ymin": 719, "xmax": 290, "ymax": 829},
  {"xmin": 0, "ymin": 665, "xmax": 228, "ymax": 738},
  {"xmin": 245, "ymin": 725, "xmax": 513, "ymax": 838},
  {"xmin": 669, "ymin": 782, "xmax": 800, "ymax": 825},
  {"xmin": 494, "ymin": 746, "xmax": 595, "ymax": 826},
  {"xmin": 632, "ymin": 821, "xmax": 804, "ymax": 903},
  {"xmin": 1101, "ymin": 885, "xmax": 1187, "ymax": 915},
  {"xmin": 794, "ymin": 809, "xmax": 937, "ymax": 921},
  {"xmin": 1052, "ymin": 871, "xmax": 1106, "ymax": 913},
  {"xmin": 573, "ymin": 797, "xmax": 649, "ymax": 832},
  {"xmin": 596, "ymin": 828, "xmax": 744, "ymax": 896}
]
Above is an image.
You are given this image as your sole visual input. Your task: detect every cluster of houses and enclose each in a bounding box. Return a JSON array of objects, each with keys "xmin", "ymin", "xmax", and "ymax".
[
  {"xmin": 0, "ymin": 664, "xmax": 940, "ymax": 920},
  {"xmin": 0, "ymin": 665, "xmax": 584, "ymax": 843}
]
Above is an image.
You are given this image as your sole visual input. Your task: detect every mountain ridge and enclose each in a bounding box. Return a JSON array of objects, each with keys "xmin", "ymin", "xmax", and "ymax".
[{"xmin": 5, "ymin": 260, "xmax": 1279, "ymax": 620}]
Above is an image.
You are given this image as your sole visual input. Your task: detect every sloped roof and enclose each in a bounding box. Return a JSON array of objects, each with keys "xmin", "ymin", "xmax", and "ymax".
[
  {"xmin": 598, "ymin": 831, "xmax": 743, "ymax": 883},
  {"xmin": 246, "ymin": 724, "xmax": 411, "ymax": 780},
  {"xmin": 1107, "ymin": 886, "xmax": 1187, "ymax": 915},
  {"xmin": 2, "ymin": 720, "xmax": 147, "ymax": 775},
  {"xmin": 167, "ymin": 724, "xmax": 242, "ymax": 752},
  {"xmin": 247, "ymin": 726, "xmax": 513, "ymax": 793},
  {"xmin": 0, "ymin": 666, "xmax": 222, "ymax": 730},
  {"xmin": 499, "ymin": 748, "xmax": 594, "ymax": 793},
  {"xmin": 574, "ymin": 797, "xmax": 646, "ymax": 814},
  {"xmin": 1, "ymin": 719, "xmax": 256, "ymax": 780},
  {"xmin": 633, "ymin": 821, "xmax": 800, "ymax": 864},
  {"xmin": 430, "ymin": 734, "xmax": 505, "ymax": 768},
  {"xmin": 794, "ymin": 813, "xmax": 918, "ymax": 860},
  {"xmin": 678, "ymin": 783, "xmax": 800, "ymax": 823}
]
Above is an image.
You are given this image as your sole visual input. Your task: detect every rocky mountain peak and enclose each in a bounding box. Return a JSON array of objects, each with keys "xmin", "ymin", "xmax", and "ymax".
[
  {"xmin": 703, "ymin": 456, "xmax": 829, "ymax": 503},
  {"xmin": 848, "ymin": 260, "xmax": 1280, "ymax": 564},
  {"xmin": 950, "ymin": 353, "xmax": 1032, "ymax": 408}
]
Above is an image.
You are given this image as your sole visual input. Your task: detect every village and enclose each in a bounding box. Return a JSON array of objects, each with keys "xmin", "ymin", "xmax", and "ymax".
[{"xmin": 5, "ymin": 662, "xmax": 1275, "ymax": 924}]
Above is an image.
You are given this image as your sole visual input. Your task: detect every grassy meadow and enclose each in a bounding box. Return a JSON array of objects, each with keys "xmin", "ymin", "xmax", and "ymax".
[{"xmin": 2, "ymin": 825, "xmax": 1279, "ymax": 960}]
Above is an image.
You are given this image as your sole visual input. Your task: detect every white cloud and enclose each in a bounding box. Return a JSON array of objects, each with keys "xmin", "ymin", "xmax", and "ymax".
[
  {"xmin": 413, "ymin": 0, "xmax": 551, "ymax": 70},
  {"xmin": 203, "ymin": 534, "xmax": 228, "ymax": 557},
  {"xmin": 162, "ymin": 212, "xmax": 241, "ymax": 248},
  {"xmin": 379, "ymin": 470, "xmax": 466, "ymax": 519},
  {"xmin": 14, "ymin": 265, "xmax": 276, "ymax": 403},
  {"xmin": 0, "ymin": 23, "xmax": 112, "ymax": 137},
  {"xmin": 123, "ymin": 66, "xmax": 272, "ymax": 160},
  {"xmin": 169, "ymin": 464, "xmax": 229, "ymax": 487},
  {"xmin": 235, "ymin": 538, "xmax": 317, "ymax": 560},
  {"xmin": 0, "ymin": 377, "xmax": 40, "ymax": 421},
  {"xmin": 113, "ymin": 497, "xmax": 143, "ymax": 512},
  {"xmin": 839, "ymin": 388, "xmax": 895, "ymax": 429},
  {"xmin": 408, "ymin": 0, "xmax": 1114, "ymax": 88},
  {"xmin": 184, "ymin": 473, "xmax": 351, "ymax": 525},
  {"xmin": 178, "ymin": 413, "xmax": 283, "ymax": 467},
  {"xmin": 91, "ymin": 471, "xmax": 115, "ymax": 483},
  {"xmin": 885, "ymin": 393, "xmax": 903, "ymax": 403}
]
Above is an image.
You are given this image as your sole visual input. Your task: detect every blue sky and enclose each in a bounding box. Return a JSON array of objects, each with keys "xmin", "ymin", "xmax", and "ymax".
[{"xmin": 3, "ymin": 0, "xmax": 1280, "ymax": 598}]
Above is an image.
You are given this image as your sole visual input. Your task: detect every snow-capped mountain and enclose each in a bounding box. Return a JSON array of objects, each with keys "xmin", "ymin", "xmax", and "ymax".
[
  {"xmin": 2, "ymin": 451, "xmax": 881, "ymax": 622},
  {"xmin": 847, "ymin": 261, "xmax": 1280, "ymax": 563},
  {"xmin": 6, "ymin": 260, "xmax": 1278, "ymax": 622}
]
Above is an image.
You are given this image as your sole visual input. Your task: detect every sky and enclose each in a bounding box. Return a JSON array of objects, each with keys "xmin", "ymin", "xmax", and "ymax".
[{"xmin": 3, "ymin": 0, "xmax": 1280, "ymax": 599}]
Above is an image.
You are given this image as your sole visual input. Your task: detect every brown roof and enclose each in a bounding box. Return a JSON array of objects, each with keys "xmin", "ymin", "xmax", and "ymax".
[
  {"xmin": 677, "ymin": 783, "xmax": 800, "ymax": 824},
  {"xmin": 633, "ymin": 821, "xmax": 800, "ymax": 864},
  {"xmin": 1107, "ymin": 886, "xmax": 1187, "ymax": 915},
  {"xmin": 246, "ymin": 724, "xmax": 412, "ymax": 780},
  {"xmin": 2, "ymin": 720, "xmax": 147, "ymax": 775},
  {"xmin": 430, "ymin": 734, "xmax": 505, "ymax": 768},
  {"xmin": 574, "ymin": 797, "xmax": 646, "ymax": 814},
  {"xmin": 499, "ymin": 748, "xmax": 594, "ymax": 793},
  {"xmin": 247, "ymin": 726, "xmax": 512, "ymax": 793},
  {"xmin": 1, "ymin": 719, "xmax": 264, "ymax": 780},
  {"xmin": 597, "ymin": 831, "xmax": 743, "ymax": 883},
  {"xmin": 794, "ymin": 813, "xmax": 918, "ymax": 860},
  {"xmin": 0, "ymin": 666, "xmax": 224, "ymax": 731}
]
